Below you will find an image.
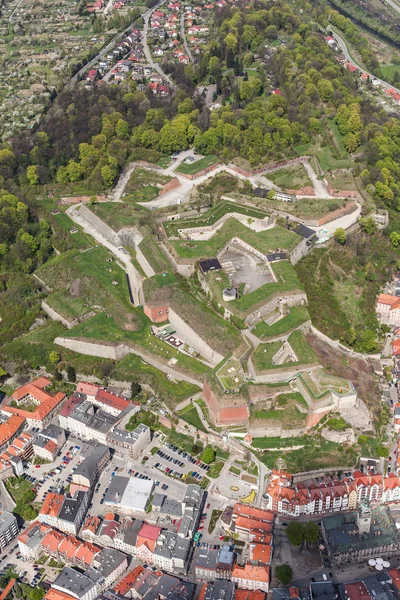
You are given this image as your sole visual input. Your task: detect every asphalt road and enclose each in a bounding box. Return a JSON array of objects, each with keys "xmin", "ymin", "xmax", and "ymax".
[
  {"xmin": 142, "ymin": 1, "xmax": 176, "ymax": 89},
  {"xmin": 332, "ymin": 30, "xmax": 400, "ymax": 95},
  {"xmin": 180, "ymin": 13, "xmax": 194, "ymax": 63}
]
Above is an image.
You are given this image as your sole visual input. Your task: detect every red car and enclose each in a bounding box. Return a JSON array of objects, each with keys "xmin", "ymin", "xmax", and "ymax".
[
  {"xmin": 35, "ymin": 465, "xmax": 41, "ymax": 468},
  {"xmin": 207, "ymin": 503, "xmax": 210, "ymax": 509},
  {"xmin": 198, "ymin": 526, "xmax": 204, "ymax": 530}
]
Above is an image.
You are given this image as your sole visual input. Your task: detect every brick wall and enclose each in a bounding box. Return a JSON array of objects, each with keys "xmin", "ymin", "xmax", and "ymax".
[
  {"xmin": 144, "ymin": 303, "xmax": 169, "ymax": 323},
  {"xmin": 317, "ymin": 201, "xmax": 356, "ymax": 227},
  {"xmin": 160, "ymin": 178, "xmax": 180, "ymax": 194},
  {"xmin": 178, "ymin": 162, "xmax": 221, "ymax": 180}
]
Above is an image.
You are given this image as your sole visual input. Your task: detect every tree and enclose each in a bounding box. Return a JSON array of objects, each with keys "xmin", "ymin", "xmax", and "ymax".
[
  {"xmin": 101, "ymin": 165, "xmax": 117, "ymax": 187},
  {"xmin": 192, "ymin": 443, "xmax": 202, "ymax": 455},
  {"xmin": 49, "ymin": 351, "xmax": 60, "ymax": 364},
  {"xmin": 116, "ymin": 118, "xmax": 129, "ymax": 139},
  {"xmin": 26, "ymin": 165, "xmax": 39, "ymax": 186},
  {"xmin": 334, "ymin": 227, "xmax": 346, "ymax": 245},
  {"xmin": 66, "ymin": 365, "xmax": 76, "ymax": 382},
  {"xmin": 286, "ymin": 521, "xmax": 304, "ymax": 545},
  {"xmin": 131, "ymin": 381, "xmax": 142, "ymax": 397},
  {"xmin": 304, "ymin": 521, "xmax": 319, "ymax": 544},
  {"xmin": 359, "ymin": 217, "xmax": 377, "ymax": 235},
  {"xmin": 89, "ymin": 195, "xmax": 97, "ymax": 206},
  {"xmin": 390, "ymin": 232, "xmax": 400, "ymax": 247},
  {"xmin": 276, "ymin": 564, "xmax": 293, "ymax": 585},
  {"xmin": 201, "ymin": 446, "xmax": 215, "ymax": 464}
]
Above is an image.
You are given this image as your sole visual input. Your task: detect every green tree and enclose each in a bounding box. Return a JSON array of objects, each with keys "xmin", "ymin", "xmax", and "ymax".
[
  {"xmin": 334, "ymin": 227, "xmax": 346, "ymax": 245},
  {"xmin": 285, "ymin": 521, "xmax": 304, "ymax": 545},
  {"xmin": 116, "ymin": 118, "xmax": 129, "ymax": 139},
  {"xmin": 201, "ymin": 446, "xmax": 215, "ymax": 464},
  {"xmin": 66, "ymin": 365, "xmax": 76, "ymax": 382},
  {"xmin": 89, "ymin": 195, "xmax": 97, "ymax": 206},
  {"xmin": 317, "ymin": 79, "xmax": 334, "ymax": 101},
  {"xmin": 304, "ymin": 521, "xmax": 319, "ymax": 544},
  {"xmin": 101, "ymin": 165, "xmax": 116, "ymax": 187},
  {"xmin": 26, "ymin": 165, "xmax": 39, "ymax": 186},
  {"xmin": 131, "ymin": 381, "xmax": 142, "ymax": 397},
  {"xmin": 49, "ymin": 351, "xmax": 60, "ymax": 364},
  {"xmin": 359, "ymin": 217, "xmax": 377, "ymax": 235},
  {"xmin": 390, "ymin": 232, "xmax": 400, "ymax": 247},
  {"xmin": 276, "ymin": 564, "xmax": 293, "ymax": 585}
]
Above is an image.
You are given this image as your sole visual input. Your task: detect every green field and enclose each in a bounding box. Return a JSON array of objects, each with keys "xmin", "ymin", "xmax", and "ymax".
[
  {"xmin": 52, "ymin": 211, "xmax": 93, "ymax": 250},
  {"xmin": 325, "ymin": 118, "xmax": 348, "ymax": 158},
  {"xmin": 251, "ymin": 330, "xmax": 318, "ymax": 373},
  {"xmin": 268, "ymin": 164, "xmax": 312, "ymax": 190},
  {"xmin": 252, "ymin": 306, "xmax": 310, "ymax": 339},
  {"xmin": 90, "ymin": 202, "xmax": 150, "ymax": 232},
  {"xmin": 170, "ymin": 220, "xmax": 300, "ymax": 260},
  {"xmin": 163, "ymin": 201, "xmax": 268, "ymax": 238},
  {"xmin": 299, "ymin": 368, "xmax": 352, "ymax": 400},
  {"xmin": 175, "ymin": 154, "xmax": 220, "ymax": 175},
  {"xmin": 252, "ymin": 434, "xmax": 310, "ymax": 449},
  {"xmin": 178, "ymin": 405, "xmax": 207, "ymax": 432},
  {"xmin": 316, "ymin": 146, "xmax": 354, "ymax": 172},
  {"xmin": 138, "ymin": 236, "xmax": 171, "ymax": 273},
  {"xmin": 36, "ymin": 246, "xmax": 132, "ymax": 324}
]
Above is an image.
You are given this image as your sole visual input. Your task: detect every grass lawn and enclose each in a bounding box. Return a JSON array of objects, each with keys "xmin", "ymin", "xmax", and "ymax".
[
  {"xmin": 325, "ymin": 170, "xmax": 357, "ymax": 192},
  {"xmin": 65, "ymin": 311, "xmax": 210, "ymax": 380},
  {"xmin": 163, "ymin": 201, "xmax": 268, "ymax": 238},
  {"xmin": 124, "ymin": 168, "xmax": 172, "ymax": 203},
  {"xmin": 90, "ymin": 202, "xmax": 150, "ymax": 233},
  {"xmin": 208, "ymin": 509, "xmax": 222, "ymax": 534},
  {"xmin": 252, "ymin": 435, "xmax": 310, "ymax": 449},
  {"xmin": 256, "ymin": 437, "xmax": 357, "ymax": 471},
  {"xmin": 52, "ymin": 212, "xmax": 92, "ymax": 250},
  {"xmin": 229, "ymin": 465, "xmax": 241, "ymax": 475},
  {"xmin": 176, "ymin": 155, "xmax": 220, "ymax": 175},
  {"xmin": 178, "ymin": 405, "xmax": 207, "ymax": 432},
  {"xmin": 299, "ymin": 368, "xmax": 352, "ymax": 400},
  {"xmin": 6, "ymin": 477, "xmax": 36, "ymax": 504},
  {"xmin": 325, "ymin": 118, "xmax": 348, "ymax": 158},
  {"xmin": 251, "ymin": 330, "xmax": 317, "ymax": 373},
  {"xmin": 257, "ymin": 196, "xmax": 349, "ymax": 220},
  {"xmin": 138, "ymin": 236, "xmax": 171, "ymax": 273},
  {"xmin": 114, "ymin": 354, "xmax": 200, "ymax": 406},
  {"xmin": 252, "ymin": 306, "xmax": 310, "ymax": 339},
  {"xmin": 170, "ymin": 220, "xmax": 300, "ymax": 260},
  {"xmin": 316, "ymin": 146, "xmax": 354, "ymax": 172},
  {"xmin": 268, "ymin": 164, "xmax": 312, "ymax": 190},
  {"xmin": 36, "ymin": 246, "xmax": 132, "ymax": 324},
  {"xmin": 208, "ymin": 459, "xmax": 225, "ymax": 478},
  {"xmin": 326, "ymin": 416, "xmax": 350, "ymax": 430}
]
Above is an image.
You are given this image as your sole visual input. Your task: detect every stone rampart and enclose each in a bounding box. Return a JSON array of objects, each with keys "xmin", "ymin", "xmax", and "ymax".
[{"xmin": 168, "ymin": 307, "xmax": 224, "ymax": 366}]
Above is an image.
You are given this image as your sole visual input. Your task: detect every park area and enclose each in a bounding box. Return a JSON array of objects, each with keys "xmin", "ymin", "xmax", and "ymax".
[{"xmin": 175, "ymin": 154, "xmax": 220, "ymax": 175}]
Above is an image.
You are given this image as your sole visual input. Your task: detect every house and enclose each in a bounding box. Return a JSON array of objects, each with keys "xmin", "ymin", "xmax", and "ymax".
[
  {"xmin": 325, "ymin": 35, "xmax": 336, "ymax": 46},
  {"xmin": 376, "ymin": 294, "xmax": 400, "ymax": 326},
  {"xmin": 154, "ymin": 48, "xmax": 164, "ymax": 56},
  {"xmin": 159, "ymin": 85, "xmax": 169, "ymax": 96},
  {"xmin": 231, "ymin": 564, "xmax": 270, "ymax": 593},
  {"xmin": 86, "ymin": 69, "xmax": 98, "ymax": 82},
  {"xmin": 2, "ymin": 378, "xmax": 66, "ymax": 430}
]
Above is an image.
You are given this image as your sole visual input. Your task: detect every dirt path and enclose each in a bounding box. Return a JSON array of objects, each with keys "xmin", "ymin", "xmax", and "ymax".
[{"xmin": 303, "ymin": 160, "xmax": 332, "ymax": 199}]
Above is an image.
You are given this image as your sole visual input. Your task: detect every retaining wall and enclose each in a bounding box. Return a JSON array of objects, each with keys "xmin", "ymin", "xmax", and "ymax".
[
  {"xmin": 160, "ymin": 243, "xmax": 195, "ymax": 277},
  {"xmin": 42, "ymin": 301, "xmax": 73, "ymax": 330},
  {"xmin": 245, "ymin": 291, "xmax": 308, "ymax": 327},
  {"xmin": 177, "ymin": 212, "xmax": 271, "ymax": 237},
  {"xmin": 230, "ymin": 156, "xmax": 309, "ymax": 178},
  {"xmin": 324, "ymin": 179, "xmax": 358, "ymax": 198},
  {"xmin": 248, "ymin": 356, "xmax": 320, "ymax": 383},
  {"xmin": 168, "ymin": 307, "xmax": 224, "ymax": 366},
  {"xmin": 306, "ymin": 324, "xmax": 381, "ymax": 361},
  {"xmin": 177, "ymin": 162, "xmax": 221, "ymax": 180},
  {"xmin": 136, "ymin": 246, "xmax": 155, "ymax": 277},
  {"xmin": 77, "ymin": 205, "xmax": 120, "ymax": 245}
]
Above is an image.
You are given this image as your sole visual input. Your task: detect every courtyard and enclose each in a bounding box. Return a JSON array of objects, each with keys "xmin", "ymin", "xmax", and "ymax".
[{"xmin": 219, "ymin": 241, "xmax": 275, "ymax": 293}]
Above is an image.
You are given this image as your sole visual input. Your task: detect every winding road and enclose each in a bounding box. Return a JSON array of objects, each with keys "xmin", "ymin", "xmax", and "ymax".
[{"xmin": 332, "ymin": 30, "xmax": 400, "ymax": 95}]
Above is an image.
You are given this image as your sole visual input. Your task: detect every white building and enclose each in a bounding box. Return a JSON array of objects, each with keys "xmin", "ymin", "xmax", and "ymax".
[{"xmin": 376, "ymin": 294, "xmax": 400, "ymax": 326}]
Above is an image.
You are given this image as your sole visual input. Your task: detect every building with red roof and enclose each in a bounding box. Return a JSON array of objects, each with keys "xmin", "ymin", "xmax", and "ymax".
[
  {"xmin": 3, "ymin": 378, "xmax": 65, "ymax": 430},
  {"xmin": 232, "ymin": 564, "xmax": 270, "ymax": 593},
  {"xmin": 136, "ymin": 524, "xmax": 162, "ymax": 562},
  {"xmin": 377, "ymin": 293, "xmax": 400, "ymax": 326}
]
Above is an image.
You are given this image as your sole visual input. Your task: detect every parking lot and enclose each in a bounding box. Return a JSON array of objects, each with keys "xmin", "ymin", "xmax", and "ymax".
[
  {"xmin": 30, "ymin": 443, "xmax": 83, "ymax": 504},
  {"xmin": 148, "ymin": 441, "xmax": 211, "ymax": 485}
]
